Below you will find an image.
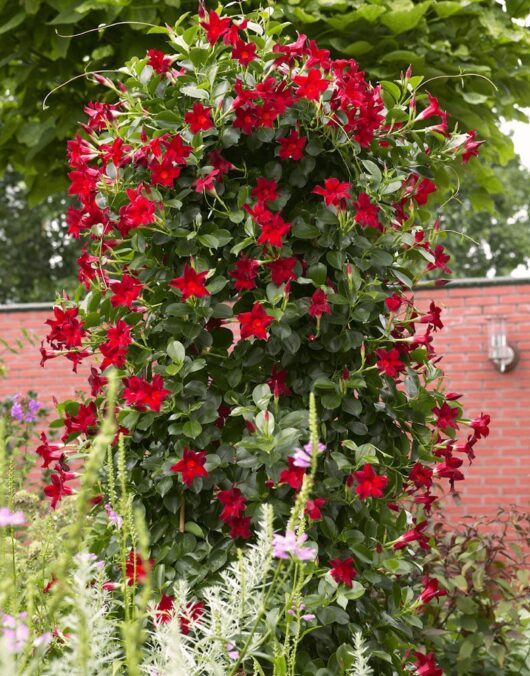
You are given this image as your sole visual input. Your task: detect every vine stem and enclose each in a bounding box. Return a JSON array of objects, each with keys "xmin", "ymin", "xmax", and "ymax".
[{"xmin": 179, "ymin": 492, "xmax": 186, "ymax": 533}]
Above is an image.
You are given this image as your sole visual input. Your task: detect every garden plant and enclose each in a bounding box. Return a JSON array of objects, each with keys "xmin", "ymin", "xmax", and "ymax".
[{"xmin": 0, "ymin": 5, "xmax": 502, "ymax": 674}]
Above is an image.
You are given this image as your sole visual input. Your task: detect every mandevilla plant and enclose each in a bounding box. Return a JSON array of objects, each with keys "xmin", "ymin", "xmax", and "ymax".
[{"xmin": 37, "ymin": 6, "xmax": 489, "ymax": 673}]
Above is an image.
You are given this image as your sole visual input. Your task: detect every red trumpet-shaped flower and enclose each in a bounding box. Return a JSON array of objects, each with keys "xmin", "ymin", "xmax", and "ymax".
[
  {"xmin": 125, "ymin": 551, "xmax": 153, "ymax": 586},
  {"xmin": 184, "ymin": 103, "xmax": 214, "ymax": 134},
  {"xmin": 471, "ymin": 412, "xmax": 490, "ymax": 439},
  {"xmin": 170, "ymin": 448, "xmax": 208, "ymax": 487},
  {"xmin": 217, "ymin": 487, "xmax": 247, "ymax": 522},
  {"xmin": 352, "ymin": 464, "xmax": 389, "ymax": 499},
  {"xmin": 412, "ymin": 651, "xmax": 443, "ymax": 676},
  {"xmin": 278, "ymin": 457, "xmax": 305, "ymax": 491},
  {"xmin": 329, "ymin": 557, "xmax": 357, "ymax": 587},
  {"xmin": 313, "ymin": 178, "xmax": 352, "ymax": 209},
  {"xmin": 229, "ymin": 256, "xmax": 260, "ymax": 291},
  {"xmin": 110, "ymin": 274, "xmax": 143, "ymax": 308},
  {"xmin": 393, "ymin": 521, "xmax": 430, "ymax": 551},
  {"xmin": 237, "ymin": 303, "xmax": 274, "ymax": 340},
  {"xmin": 122, "ymin": 374, "xmax": 170, "ymax": 412},
  {"xmin": 170, "ymin": 264, "xmax": 210, "ymax": 300},
  {"xmin": 309, "ymin": 289, "xmax": 331, "ymax": 318},
  {"xmin": 375, "ymin": 348, "xmax": 405, "ymax": 378},
  {"xmin": 200, "ymin": 10, "xmax": 231, "ymax": 45},
  {"xmin": 278, "ymin": 130, "xmax": 306, "ymax": 160},
  {"xmin": 418, "ymin": 576, "xmax": 447, "ymax": 605}
]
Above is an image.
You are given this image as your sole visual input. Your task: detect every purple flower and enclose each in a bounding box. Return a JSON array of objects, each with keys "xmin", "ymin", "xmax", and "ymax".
[
  {"xmin": 1, "ymin": 613, "xmax": 29, "ymax": 653},
  {"xmin": 26, "ymin": 398, "xmax": 41, "ymax": 422},
  {"xmin": 292, "ymin": 441, "xmax": 326, "ymax": 469},
  {"xmin": 272, "ymin": 530, "xmax": 317, "ymax": 562},
  {"xmin": 0, "ymin": 508, "xmax": 25, "ymax": 527},
  {"xmin": 227, "ymin": 642, "xmax": 239, "ymax": 660},
  {"xmin": 105, "ymin": 504, "xmax": 123, "ymax": 529},
  {"xmin": 10, "ymin": 401, "xmax": 25, "ymax": 422}
]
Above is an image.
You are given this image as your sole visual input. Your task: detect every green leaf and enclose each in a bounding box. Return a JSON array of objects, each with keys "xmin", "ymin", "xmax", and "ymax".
[
  {"xmin": 182, "ymin": 420, "xmax": 202, "ymax": 438},
  {"xmin": 381, "ymin": 1, "xmax": 432, "ymax": 34},
  {"xmin": 167, "ymin": 340, "xmax": 185, "ymax": 364},
  {"xmin": 0, "ymin": 12, "xmax": 24, "ymax": 34}
]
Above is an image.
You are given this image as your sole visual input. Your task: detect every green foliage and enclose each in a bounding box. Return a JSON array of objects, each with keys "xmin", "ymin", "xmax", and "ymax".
[
  {"xmin": 439, "ymin": 158, "xmax": 530, "ymax": 277},
  {"xmin": 34, "ymin": 7, "xmax": 492, "ymax": 673},
  {"xmin": 418, "ymin": 508, "xmax": 530, "ymax": 674}
]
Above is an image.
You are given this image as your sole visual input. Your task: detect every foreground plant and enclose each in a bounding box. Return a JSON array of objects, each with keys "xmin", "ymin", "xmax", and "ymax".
[{"xmin": 36, "ymin": 5, "xmax": 491, "ymax": 672}]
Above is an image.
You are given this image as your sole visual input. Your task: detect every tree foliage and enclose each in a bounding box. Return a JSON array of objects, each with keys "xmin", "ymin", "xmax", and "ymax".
[
  {"xmin": 0, "ymin": 168, "xmax": 79, "ymax": 303},
  {"xmin": 0, "ymin": 0, "xmax": 528, "ymax": 204},
  {"xmin": 440, "ymin": 158, "xmax": 530, "ymax": 278}
]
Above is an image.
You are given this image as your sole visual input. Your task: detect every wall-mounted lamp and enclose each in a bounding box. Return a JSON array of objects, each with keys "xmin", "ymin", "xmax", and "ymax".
[{"xmin": 488, "ymin": 316, "xmax": 518, "ymax": 373}]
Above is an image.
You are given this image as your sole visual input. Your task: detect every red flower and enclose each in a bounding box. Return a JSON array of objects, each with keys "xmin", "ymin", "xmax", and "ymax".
[
  {"xmin": 100, "ymin": 319, "xmax": 132, "ymax": 370},
  {"xmin": 426, "ymin": 244, "xmax": 451, "ymax": 275},
  {"xmin": 405, "ymin": 174, "xmax": 437, "ymax": 206},
  {"xmin": 62, "ymin": 402, "xmax": 97, "ymax": 441},
  {"xmin": 122, "ymin": 374, "xmax": 170, "ymax": 412},
  {"xmin": 232, "ymin": 39, "xmax": 257, "ymax": 65},
  {"xmin": 393, "ymin": 521, "xmax": 430, "ymax": 551},
  {"xmin": 313, "ymin": 178, "xmax": 352, "ymax": 209},
  {"xmin": 233, "ymin": 104, "xmax": 259, "ymax": 135},
  {"xmin": 110, "ymin": 274, "xmax": 143, "ymax": 308},
  {"xmin": 251, "ymin": 177, "xmax": 278, "ymax": 204},
  {"xmin": 385, "ymin": 292, "xmax": 403, "ymax": 313},
  {"xmin": 125, "ymin": 551, "xmax": 153, "ymax": 586},
  {"xmin": 418, "ymin": 577, "xmax": 447, "ymax": 605},
  {"xmin": 237, "ymin": 303, "xmax": 274, "ymax": 340},
  {"xmin": 416, "ymin": 93, "xmax": 445, "ymax": 122},
  {"xmin": 471, "ymin": 412, "xmax": 490, "ymax": 439},
  {"xmin": 228, "ymin": 516, "xmax": 252, "ymax": 540},
  {"xmin": 409, "ymin": 463, "xmax": 433, "ymax": 490},
  {"xmin": 44, "ymin": 464, "xmax": 75, "ymax": 509},
  {"xmin": 420, "ymin": 301, "xmax": 443, "ymax": 330},
  {"xmin": 218, "ymin": 487, "xmax": 247, "ymax": 522},
  {"xmin": 147, "ymin": 49, "xmax": 172, "ymax": 74},
  {"xmin": 305, "ymin": 498, "xmax": 326, "ymax": 520},
  {"xmin": 293, "ymin": 69, "xmax": 329, "ymax": 101},
  {"xmin": 413, "ymin": 651, "xmax": 443, "ymax": 676},
  {"xmin": 267, "ymin": 257, "xmax": 297, "ymax": 286},
  {"xmin": 155, "ymin": 593, "xmax": 174, "ymax": 623},
  {"xmin": 375, "ymin": 348, "xmax": 405, "ymax": 378},
  {"xmin": 170, "ymin": 264, "xmax": 210, "ymax": 300},
  {"xmin": 309, "ymin": 289, "xmax": 331, "ymax": 318},
  {"xmin": 353, "ymin": 192, "xmax": 381, "ymax": 230},
  {"xmin": 229, "ymin": 256, "xmax": 260, "ymax": 291},
  {"xmin": 268, "ymin": 365, "xmax": 291, "ymax": 398},
  {"xmin": 45, "ymin": 306, "xmax": 86, "ymax": 349},
  {"xmin": 352, "ymin": 464, "xmax": 388, "ymax": 499},
  {"xmin": 149, "ymin": 158, "xmax": 182, "ymax": 188},
  {"xmin": 278, "ymin": 130, "xmax": 307, "ymax": 160},
  {"xmin": 462, "ymin": 130, "xmax": 483, "ymax": 164},
  {"xmin": 329, "ymin": 557, "xmax": 357, "ymax": 587},
  {"xmin": 200, "ymin": 10, "xmax": 231, "ymax": 44},
  {"xmin": 36, "ymin": 432, "xmax": 63, "ymax": 469},
  {"xmin": 194, "ymin": 169, "xmax": 220, "ymax": 193},
  {"xmin": 434, "ymin": 455, "xmax": 464, "ymax": 488},
  {"xmin": 184, "ymin": 103, "xmax": 214, "ymax": 134},
  {"xmin": 180, "ymin": 601, "xmax": 205, "ymax": 634},
  {"xmin": 432, "ymin": 402, "xmax": 459, "ymax": 430},
  {"xmin": 119, "ymin": 188, "xmax": 156, "ymax": 235},
  {"xmin": 257, "ymin": 214, "xmax": 291, "ymax": 248},
  {"xmin": 170, "ymin": 448, "xmax": 208, "ymax": 487},
  {"xmin": 278, "ymin": 457, "xmax": 305, "ymax": 491}
]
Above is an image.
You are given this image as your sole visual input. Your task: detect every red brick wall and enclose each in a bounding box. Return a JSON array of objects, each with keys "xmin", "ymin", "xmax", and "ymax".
[
  {"xmin": 1, "ymin": 282, "xmax": 529, "ymax": 521},
  {"xmin": 414, "ymin": 281, "xmax": 530, "ymax": 522}
]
